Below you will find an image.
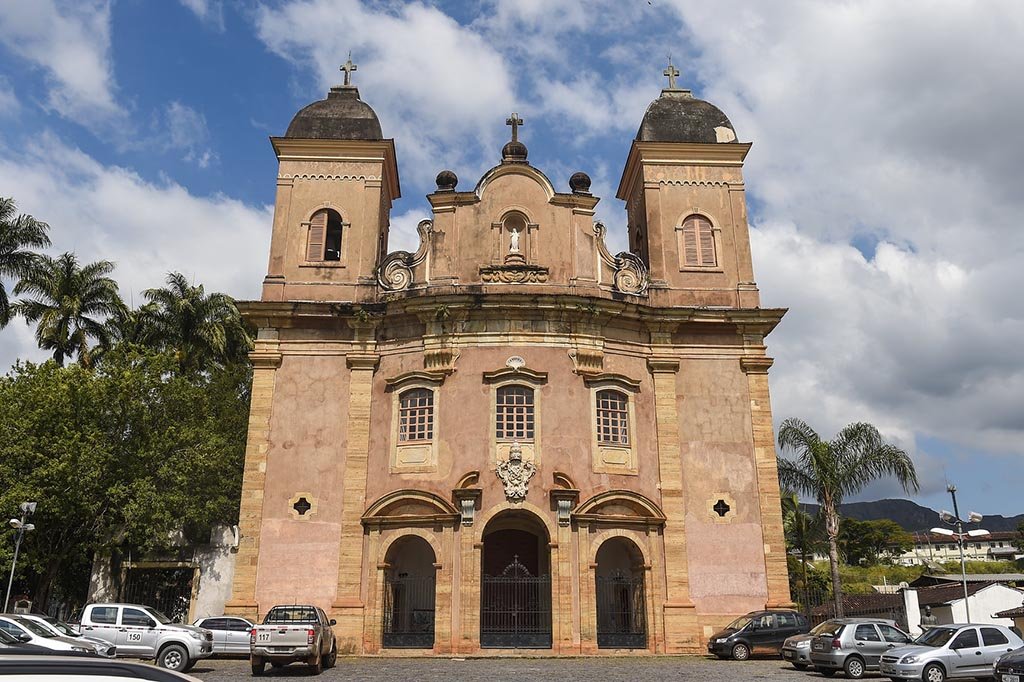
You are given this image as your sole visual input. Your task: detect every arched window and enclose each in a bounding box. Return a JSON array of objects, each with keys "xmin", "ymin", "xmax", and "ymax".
[
  {"xmin": 679, "ymin": 214, "xmax": 716, "ymax": 268},
  {"xmin": 306, "ymin": 209, "xmax": 344, "ymax": 262},
  {"xmin": 495, "ymin": 385, "xmax": 534, "ymax": 440},
  {"xmin": 398, "ymin": 388, "xmax": 434, "ymax": 443},
  {"xmin": 596, "ymin": 389, "xmax": 629, "ymax": 446}
]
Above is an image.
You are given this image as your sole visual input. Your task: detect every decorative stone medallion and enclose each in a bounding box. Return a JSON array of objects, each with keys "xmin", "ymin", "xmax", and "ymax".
[{"xmin": 496, "ymin": 441, "xmax": 536, "ymax": 501}]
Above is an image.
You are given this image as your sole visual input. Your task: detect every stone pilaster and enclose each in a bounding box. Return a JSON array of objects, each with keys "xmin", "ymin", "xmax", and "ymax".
[
  {"xmin": 332, "ymin": 352, "xmax": 379, "ymax": 651},
  {"xmin": 225, "ymin": 334, "xmax": 282, "ymax": 620},
  {"xmin": 740, "ymin": 355, "xmax": 794, "ymax": 608},
  {"xmin": 648, "ymin": 355, "xmax": 698, "ymax": 652}
]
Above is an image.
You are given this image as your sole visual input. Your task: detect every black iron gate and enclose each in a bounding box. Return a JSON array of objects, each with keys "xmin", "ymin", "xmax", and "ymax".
[
  {"xmin": 596, "ymin": 570, "xmax": 647, "ymax": 649},
  {"xmin": 122, "ymin": 567, "xmax": 194, "ymax": 623},
  {"xmin": 481, "ymin": 557, "xmax": 552, "ymax": 648},
  {"xmin": 382, "ymin": 574, "xmax": 436, "ymax": 648}
]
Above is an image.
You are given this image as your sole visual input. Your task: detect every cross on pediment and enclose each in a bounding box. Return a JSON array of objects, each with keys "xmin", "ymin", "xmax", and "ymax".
[
  {"xmin": 663, "ymin": 57, "xmax": 680, "ymax": 90},
  {"xmin": 293, "ymin": 497, "xmax": 312, "ymax": 516},
  {"xmin": 506, "ymin": 112, "xmax": 523, "ymax": 142},
  {"xmin": 340, "ymin": 53, "xmax": 357, "ymax": 87},
  {"xmin": 713, "ymin": 499, "xmax": 731, "ymax": 517}
]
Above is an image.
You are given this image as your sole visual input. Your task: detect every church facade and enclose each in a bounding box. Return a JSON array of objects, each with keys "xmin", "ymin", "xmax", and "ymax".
[{"xmin": 225, "ymin": 63, "xmax": 792, "ymax": 655}]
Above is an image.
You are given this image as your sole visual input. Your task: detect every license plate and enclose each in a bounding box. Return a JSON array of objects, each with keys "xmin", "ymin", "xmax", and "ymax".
[
  {"xmin": 1002, "ymin": 675, "xmax": 1020, "ymax": 682},
  {"xmin": 813, "ymin": 642, "xmax": 825, "ymax": 651}
]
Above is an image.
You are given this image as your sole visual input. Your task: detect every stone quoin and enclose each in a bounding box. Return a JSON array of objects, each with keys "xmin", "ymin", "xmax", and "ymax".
[{"xmin": 224, "ymin": 57, "xmax": 792, "ymax": 655}]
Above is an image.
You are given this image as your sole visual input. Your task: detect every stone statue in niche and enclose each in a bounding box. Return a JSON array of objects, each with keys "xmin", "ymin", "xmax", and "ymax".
[
  {"xmin": 496, "ymin": 440, "xmax": 535, "ymax": 501},
  {"xmin": 509, "ymin": 227, "xmax": 521, "ymax": 254}
]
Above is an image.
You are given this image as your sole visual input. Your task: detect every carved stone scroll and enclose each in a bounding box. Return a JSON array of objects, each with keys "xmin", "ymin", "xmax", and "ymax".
[
  {"xmin": 594, "ymin": 221, "xmax": 649, "ymax": 296},
  {"xmin": 377, "ymin": 219, "xmax": 433, "ymax": 291}
]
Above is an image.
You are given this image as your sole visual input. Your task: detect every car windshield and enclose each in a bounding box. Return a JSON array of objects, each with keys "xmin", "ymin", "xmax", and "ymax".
[
  {"xmin": 264, "ymin": 607, "xmax": 318, "ymax": 624},
  {"xmin": 45, "ymin": 619, "xmax": 77, "ymax": 637},
  {"xmin": 25, "ymin": 618, "xmax": 62, "ymax": 636},
  {"xmin": 916, "ymin": 627, "xmax": 957, "ymax": 647},
  {"xmin": 811, "ymin": 620, "xmax": 841, "ymax": 636},
  {"xmin": 14, "ymin": 617, "xmax": 56, "ymax": 638},
  {"xmin": 725, "ymin": 616, "xmax": 751, "ymax": 630},
  {"xmin": 143, "ymin": 608, "xmax": 172, "ymax": 625}
]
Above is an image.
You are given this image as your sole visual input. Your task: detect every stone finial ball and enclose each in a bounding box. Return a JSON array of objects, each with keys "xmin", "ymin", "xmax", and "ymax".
[
  {"xmin": 569, "ymin": 171, "xmax": 592, "ymax": 194},
  {"xmin": 435, "ymin": 169, "xmax": 458, "ymax": 191}
]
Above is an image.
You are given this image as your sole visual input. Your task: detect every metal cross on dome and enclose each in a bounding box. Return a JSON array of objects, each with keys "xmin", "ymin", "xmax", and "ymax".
[
  {"xmin": 340, "ymin": 53, "xmax": 357, "ymax": 87},
  {"xmin": 506, "ymin": 112, "xmax": 523, "ymax": 141},
  {"xmin": 663, "ymin": 56, "xmax": 680, "ymax": 90}
]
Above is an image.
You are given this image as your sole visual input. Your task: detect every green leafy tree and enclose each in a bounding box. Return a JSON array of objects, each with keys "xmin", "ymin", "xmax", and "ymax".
[
  {"xmin": 777, "ymin": 418, "xmax": 919, "ymax": 617},
  {"xmin": 0, "ymin": 197, "xmax": 51, "ymax": 327},
  {"xmin": 13, "ymin": 253, "xmax": 122, "ymax": 367},
  {"xmin": 142, "ymin": 272, "xmax": 252, "ymax": 372},
  {"xmin": 0, "ymin": 347, "xmax": 250, "ymax": 607},
  {"xmin": 838, "ymin": 518, "xmax": 914, "ymax": 566},
  {"xmin": 1014, "ymin": 520, "xmax": 1024, "ymax": 553},
  {"xmin": 781, "ymin": 490, "xmax": 824, "ymax": 606}
]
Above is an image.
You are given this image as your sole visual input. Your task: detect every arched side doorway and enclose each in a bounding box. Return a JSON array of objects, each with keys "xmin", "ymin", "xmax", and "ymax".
[
  {"xmin": 595, "ymin": 537, "xmax": 647, "ymax": 649},
  {"xmin": 480, "ymin": 510, "xmax": 552, "ymax": 648},
  {"xmin": 382, "ymin": 535, "xmax": 436, "ymax": 648}
]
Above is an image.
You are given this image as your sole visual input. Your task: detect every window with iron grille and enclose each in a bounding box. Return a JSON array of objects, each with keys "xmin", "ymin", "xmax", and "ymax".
[
  {"xmin": 596, "ymin": 390, "xmax": 629, "ymax": 445},
  {"xmin": 399, "ymin": 388, "xmax": 434, "ymax": 442},
  {"xmin": 496, "ymin": 385, "xmax": 534, "ymax": 440}
]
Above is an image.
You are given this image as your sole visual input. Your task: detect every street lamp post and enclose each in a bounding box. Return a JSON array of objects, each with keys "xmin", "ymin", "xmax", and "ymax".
[
  {"xmin": 930, "ymin": 485, "xmax": 988, "ymax": 623},
  {"xmin": 3, "ymin": 501, "xmax": 37, "ymax": 613}
]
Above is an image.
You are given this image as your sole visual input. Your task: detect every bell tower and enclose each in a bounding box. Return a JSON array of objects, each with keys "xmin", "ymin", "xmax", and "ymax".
[
  {"xmin": 616, "ymin": 60, "xmax": 759, "ymax": 308},
  {"xmin": 262, "ymin": 56, "xmax": 400, "ymax": 304}
]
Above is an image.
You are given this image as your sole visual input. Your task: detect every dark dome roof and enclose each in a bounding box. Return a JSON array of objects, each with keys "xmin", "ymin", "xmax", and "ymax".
[
  {"xmin": 637, "ymin": 89, "xmax": 737, "ymax": 144},
  {"xmin": 501, "ymin": 139, "xmax": 528, "ymax": 163},
  {"xmin": 285, "ymin": 86, "xmax": 382, "ymax": 140}
]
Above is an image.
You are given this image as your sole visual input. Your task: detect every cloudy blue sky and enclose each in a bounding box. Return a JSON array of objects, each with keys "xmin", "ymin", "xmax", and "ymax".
[{"xmin": 0, "ymin": 1, "xmax": 1022, "ymax": 516}]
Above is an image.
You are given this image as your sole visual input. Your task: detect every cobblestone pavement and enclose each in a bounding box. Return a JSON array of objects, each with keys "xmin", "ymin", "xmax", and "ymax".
[{"xmin": 185, "ymin": 656, "xmax": 884, "ymax": 681}]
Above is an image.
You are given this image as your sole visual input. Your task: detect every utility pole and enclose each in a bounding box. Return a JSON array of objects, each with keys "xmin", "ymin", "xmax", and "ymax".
[
  {"xmin": 931, "ymin": 485, "xmax": 987, "ymax": 623},
  {"xmin": 4, "ymin": 502, "xmax": 37, "ymax": 613}
]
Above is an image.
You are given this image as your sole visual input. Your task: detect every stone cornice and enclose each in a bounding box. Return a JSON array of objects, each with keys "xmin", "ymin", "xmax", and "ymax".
[
  {"xmin": 384, "ymin": 370, "xmax": 448, "ymax": 389},
  {"xmin": 616, "ymin": 140, "xmax": 752, "ymax": 200},
  {"xmin": 739, "ymin": 356, "xmax": 774, "ymax": 374},
  {"xmin": 270, "ymin": 137, "xmax": 400, "ymax": 201},
  {"xmin": 581, "ymin": 372, "xmax": 642, "ymax": 391}
]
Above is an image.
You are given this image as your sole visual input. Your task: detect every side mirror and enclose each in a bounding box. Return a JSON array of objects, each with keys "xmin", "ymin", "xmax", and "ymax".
[
  {"xmin": 148, "ymin": 620, "xmax": 157, "ymax": 628},
  {"xmin": 329, "ymin": 619, "xmax": 337, "ymax": 626},
  {"xmin": 17, "ymin": 633, "xmax": 31, "ymax": 643}
]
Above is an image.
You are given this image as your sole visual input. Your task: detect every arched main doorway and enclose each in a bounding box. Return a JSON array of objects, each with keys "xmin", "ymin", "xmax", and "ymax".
[
  {"xmin": 595, "ymin": 537, "xmax": 647, "ymax": 649},
  {"xmin": 382, "ymin": 535, "xmax": 436, "ymax": 648},
  {"xmin": 480, "ymin": 510, "xmax": 552, "ymax": 648}
]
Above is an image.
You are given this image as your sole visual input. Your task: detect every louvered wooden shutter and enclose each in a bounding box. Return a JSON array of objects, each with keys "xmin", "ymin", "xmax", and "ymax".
[
  {"xmin": 698, "ymin": 218, "xmax": 716, "ymax": 266},
  {"xmin": 682, "ymin": 218, "xmax": 699, "ymax": 267},
  {"xmin": 306, "ymin": 211, "xmax": 327, "ymax": 261}
]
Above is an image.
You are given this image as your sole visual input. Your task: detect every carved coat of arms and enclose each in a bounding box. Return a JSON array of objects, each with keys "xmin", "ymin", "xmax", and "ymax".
[{"xmin": 496, "ymin": 441, "xmax": 536, "ymax": 501}]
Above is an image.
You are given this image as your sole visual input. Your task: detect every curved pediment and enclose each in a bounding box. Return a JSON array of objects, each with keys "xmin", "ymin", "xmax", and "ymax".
[
  {"xmin": 362, "ymin": 489, "xmax": 460, "ymax": 528},
  {"xmin": 573, "ymin": 490, "xmax": 666, "ymax": 526},
  {"xmin": 475, "ymin": 163, "xmax": 557, "ymax": 204}
]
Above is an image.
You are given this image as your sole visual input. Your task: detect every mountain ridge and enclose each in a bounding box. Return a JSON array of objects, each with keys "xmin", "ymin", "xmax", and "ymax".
[{"xmin": 800, "ymin": 498, "xmax": 1024, "ymax": 533}]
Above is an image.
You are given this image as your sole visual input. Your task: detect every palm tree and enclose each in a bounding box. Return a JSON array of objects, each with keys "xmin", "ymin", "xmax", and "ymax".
[
  {"xmin": 14, "ymin": 252, "xmax": 122, "ymax": 366},
  {"xmin": 776, "ymin": 418, "xmax": 919, "ymax": 616},
  {"xmin": 0, "ymin": 197, "xmax": 51, "ymax": 327},
  {"xmin": 781, "ymin": 490, "xmax": 824, "ymax": 611},
  {"xmin": 142, "ymin": 272, "xmax": 251, "ymax": 372}
]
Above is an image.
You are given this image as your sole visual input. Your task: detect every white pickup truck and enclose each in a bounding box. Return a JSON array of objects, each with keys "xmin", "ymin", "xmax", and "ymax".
[{"xmin": 249, "ymin": 605, "xmax": 337, "ymax": 676}]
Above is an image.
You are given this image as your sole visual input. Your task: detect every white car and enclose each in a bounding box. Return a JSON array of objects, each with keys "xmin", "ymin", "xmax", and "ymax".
[
  {"xmin": 19, "ymin": 613, "xmax": 116, "ymax": 657},
  {"xmin": 191, "ymin": 616, "xmax": 254, "ymax": 655},
  {"xmin": 0, "ymin": 614, "xmax": 97, "ymax": 654}
]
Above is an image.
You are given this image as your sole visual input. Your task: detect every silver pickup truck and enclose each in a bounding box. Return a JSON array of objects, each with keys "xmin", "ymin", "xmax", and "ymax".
[{"xmin": 249, "ymin": 605, "xmax": 337, "ymax": 676}]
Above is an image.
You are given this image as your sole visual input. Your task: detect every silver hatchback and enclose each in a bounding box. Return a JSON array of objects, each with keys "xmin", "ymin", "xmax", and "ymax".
[
  {"xmin": 809, "ymin": 619, "xmax": 913, "ymax": 678},
  {"xmin": 880, "ymin": 624, "xmax": 1023, "ymax": 682}
]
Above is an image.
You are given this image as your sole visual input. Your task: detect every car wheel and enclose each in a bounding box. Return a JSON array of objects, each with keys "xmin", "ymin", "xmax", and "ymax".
[
  {"xmin": 820, "ymin": 671, "xmax": 837, "ymax": 678},
  {"xmin": 157, "ymin": 644, "xmax": 189, "ymax": 671},
  {"xmin": 251, "ymin": 658, "xmax": 265, "ymax": 676},
  {"xmin": 844, "ymin": 656, "xmax": 865, "ymax": 679},
  {"xmin": 922, "ymin": 663, "xmax": 946, "ymax": 682},
  {"xmin": 309, "ymin": 650, "xmax": 323, "ymax": 675},
  {"xmin": 731, "ymin": 643, "xmax": 750, "ymax": 661},
  {"xmin": 325, "ymin": 641, "xmax": 337, "ymax": 668}
]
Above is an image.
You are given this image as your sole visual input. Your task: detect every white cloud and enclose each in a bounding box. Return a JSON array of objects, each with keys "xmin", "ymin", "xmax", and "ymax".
[
  {"xmin": 178, "ymin": 0, "xmax": 225, "ymax": 32},
  {"xmin": 0, "ymin": 0, "xmax": 125, "ymax": 126},
  {"xmin": 0, "ymin": 133, "xmax": 272, "ymax": 371},
  {"xmin": 0, "ymin": 75, "xmax": 17, "ymax": 116},
  {"xmin": 164, "ymin": 101, "xmax": 217, "ymax": 168},
  {"xmin": 255, "ymin": 0, "xmax": 516, "ymax": 186}
]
